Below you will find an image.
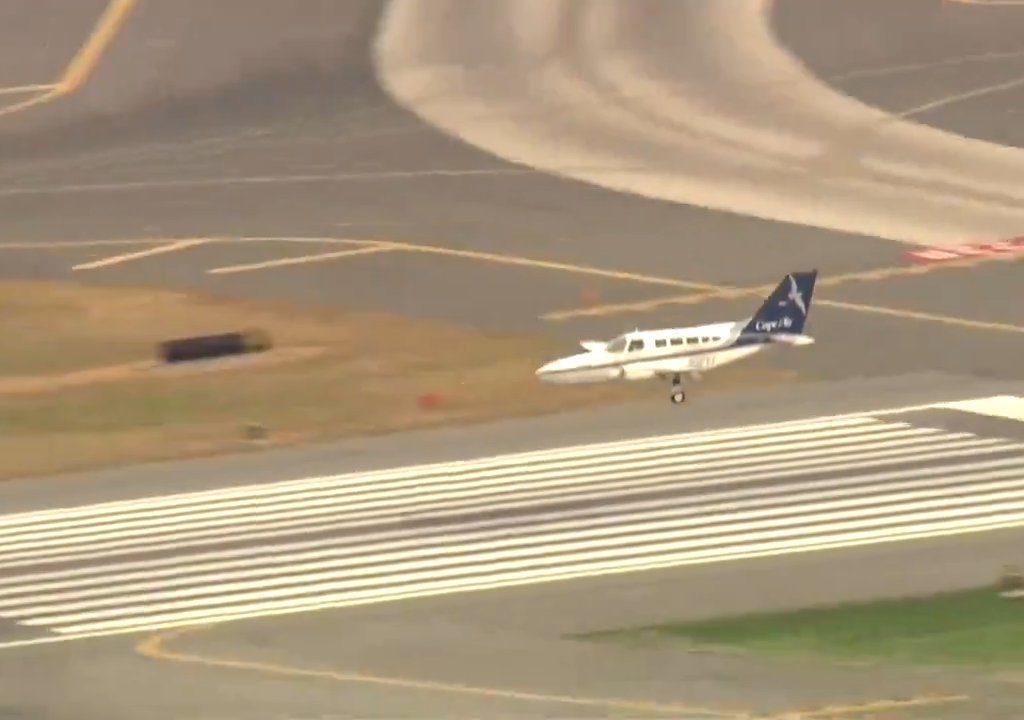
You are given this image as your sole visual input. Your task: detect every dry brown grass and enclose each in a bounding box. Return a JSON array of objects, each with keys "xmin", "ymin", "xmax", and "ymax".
[{"xmin": 0, "ymin": 280, "xmax": 800, "ymax": 480}]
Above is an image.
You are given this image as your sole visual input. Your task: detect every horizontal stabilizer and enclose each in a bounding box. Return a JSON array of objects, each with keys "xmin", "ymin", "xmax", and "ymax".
[{"xmin": 768, "ymin": 333, "xmax": 815, "ymax": 346}]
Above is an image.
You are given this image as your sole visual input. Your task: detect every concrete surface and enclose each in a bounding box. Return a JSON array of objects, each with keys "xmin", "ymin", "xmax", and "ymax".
[
  {"xmin": 0, "ymin": 0, "xmax": 1022, "ymax": 718},
  {"xmin": 376, "ymin": 0, "xmax": 1024, "ymax": 246}
]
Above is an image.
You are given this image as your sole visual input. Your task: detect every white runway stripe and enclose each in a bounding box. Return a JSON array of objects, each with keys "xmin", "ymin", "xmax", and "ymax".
[
  {"xmin": 0, "ymin": 416, "xmax": 883, "ymax": 529},
  {"xmin": 0, "ymin": 434, "xmax": 1010, "ymax": 568},
  {"xmin": 0, "ymin": 419, "xmax": 902, "ymax": 539},
  {"xmin": 0, "ymin": 438, "xmax": 1014, "ymax": 574},
  {"xmin": 52, "ymin": 507, "xmax": 1024, "ymax": 637},
  {"xmin": 9, "ymin": 468, "xmax": 1024, "ymax": 618},
  {"xmin": 5, "ymin": 451, "xmax": 1022, "ymax": 604},
  {"xmin": 0, "ymin": 421, "xmax": 928, "ymax": 542},
  {"xmin": 0, "ymin": 421, "xmax": 950, "ymax": 544},
  {"xmin": 2, "ymin": 405, "xmax": 1024, "ymax": 643}
]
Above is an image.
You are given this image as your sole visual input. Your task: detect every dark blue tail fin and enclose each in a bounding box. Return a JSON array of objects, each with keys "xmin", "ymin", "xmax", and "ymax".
[{"xmin": 741, "ymin": 270, "xmax": 817, "ymax": 336}]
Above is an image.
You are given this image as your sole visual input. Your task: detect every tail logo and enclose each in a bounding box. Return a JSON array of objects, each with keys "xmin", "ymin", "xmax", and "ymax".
[
  {"xmin": 755, "ymin": 316, "xmax": 793, "ymax": 332},
  {"xmin": 778, "ymin": 274, "xmax": 807, "ymax": 316}
]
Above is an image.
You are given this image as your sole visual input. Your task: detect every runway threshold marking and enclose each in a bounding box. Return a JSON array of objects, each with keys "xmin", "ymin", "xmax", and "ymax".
[
  {"xmin": 0, "ymin": 393, "xmax": 1023, "ymax": 652},
  {"xmin": 206, "ymin": 243, "xmax": 398, "ymax": 275},
  {"xmin": 941, "ymin": 395, "xmax": 1024, "ymax": 422},
  {"xmin": 135, "ymin": 625, "xmax": 736, "ymax": 718},
  {"xmin": 71, "ymin": 238, "xmax": 211, "ymax": 271},
  {"xmin": 0, "ymin": 0, "xmax": 138, "ymax": 119}
]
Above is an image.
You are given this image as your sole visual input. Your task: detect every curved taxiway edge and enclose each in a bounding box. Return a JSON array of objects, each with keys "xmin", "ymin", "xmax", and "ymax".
[{"xmin": 373, "ymin": 0, "xmax": 1024, "ymax": 247}]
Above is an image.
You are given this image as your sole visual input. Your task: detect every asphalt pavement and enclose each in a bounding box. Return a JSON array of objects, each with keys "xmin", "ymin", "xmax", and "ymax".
[{"xmin": 0, "ymin": 0, "xmax": 1022, "ymax": 718}]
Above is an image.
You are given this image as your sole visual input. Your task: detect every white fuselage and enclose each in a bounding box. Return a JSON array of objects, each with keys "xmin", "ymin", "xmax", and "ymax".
[{"xmin": 535, "ymin": 321, "xmax": 768, "ymax": 384}]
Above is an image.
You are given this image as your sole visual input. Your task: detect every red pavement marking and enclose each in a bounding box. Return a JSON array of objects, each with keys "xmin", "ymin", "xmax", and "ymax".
[{"xmin": 905, "ymin": 236, "xmax": 1024, "ymax": 264}]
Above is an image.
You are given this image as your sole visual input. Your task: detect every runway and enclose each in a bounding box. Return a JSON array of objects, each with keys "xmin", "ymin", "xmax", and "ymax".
[
  {"xmin": 0, "ymin": 0, "xmax": 1022, "ymax": 717},
  {"xmin": 3, "ymin": 390, "xmax": 1024, "ymax": 649}
]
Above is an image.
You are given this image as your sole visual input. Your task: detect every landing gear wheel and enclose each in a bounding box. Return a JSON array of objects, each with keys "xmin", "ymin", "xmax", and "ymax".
[{"xmin": 670, "ymin": 373, "xmax": 685, "ymax": 405}]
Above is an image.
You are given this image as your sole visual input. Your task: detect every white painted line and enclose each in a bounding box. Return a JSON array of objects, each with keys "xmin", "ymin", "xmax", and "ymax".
[
  {"xmin": 897, "ymin": 75, "xmax": 1024, "ymax": 119},
  {"xmin": 0, "ymin": 416, "xmax": 887, "ymax": 527},
  {"xmin": 2, "ymin": 442, "xmax": 1017, "ymax": 600},
  {"xmin": 0, "ymin": 427, "xmax": 981, "ymax": 552},
  {"xmin": 2, "ymin": 394, "xmax": 1013, "ymax": 531},
  {"xmin": 0, "ymin": 437, "xmax": 1014, "ymax": 569},
  {"xmin": 3, "ymin": 394, "xmax": 1012, "ymax": 528},
  {"xmin": 41, "ymin": 500, "xmax": 1024, "ymax": 635},
  {"xmin": 938, "ymin": 395, "xmax": 1024, "ymax": 423},
  {"xmin": 206, "ymin": 244, "xmax": 397, "ymax": 274},
  {"xmin": 3, "ymin": 510, "xmax": 1023, "ymax": 647},
  {"xmin": 20, "ymin": 482, "xmax": 1024, "ymax": 623},
  {"xmin": 1, "ymin": 411, "xmax": 1023, "ymax": 643},
  {"xmin": 71, "ymin": 238, "xmax": 209, "ymax": 270},
  {"xmin": 829, "ymin": 48, "xmax": 1024, "ymax": 82},
  {"xmin": 0, "ymin": 169, "xmax": 535, "ymax": 197},
  {"xmin": 10, "ymin": 467, "xmax": 1024, "ymax": 615},
  {"xmin": 0, "ymin": 422, "xmax": 931, "ymax": 537}
]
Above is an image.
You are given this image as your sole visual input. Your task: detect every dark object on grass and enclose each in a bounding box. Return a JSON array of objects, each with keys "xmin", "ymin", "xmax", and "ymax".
[
  {"xmin": 243, "ymin": 422, "xmax": 268, "ymax": 441},
  {"xmin": 998, "ymin": 565, "xmax": 1024, "ymax": 597},
  {"xmin": 159, "ymin": 329, "xmax": 272, "ymax": 363}
]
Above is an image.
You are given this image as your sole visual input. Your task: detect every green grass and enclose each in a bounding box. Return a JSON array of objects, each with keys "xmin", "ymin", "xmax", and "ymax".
[{"xmin": 579, "ymin": 586, "xmax": 1024, "ymax": 668}]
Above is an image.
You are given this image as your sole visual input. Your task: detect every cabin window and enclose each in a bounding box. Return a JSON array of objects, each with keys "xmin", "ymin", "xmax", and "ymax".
[
  {"xmin": 670, "ymin": 338, "xmax": 683, "ymax": 346},
  {"xmin": 686, "ymin": 337, "xmax": 698, "ymax": 345},
  {"xmin": 627, "ymin": 339, "xmax": 644, "ymax": 352},
  {"xmin": 701, "ymin": 337, "xmax": 710, "ymax": 343},
  {"xmin": 655, "ymin": 339, "xmax": 666, "ymax": 348}
]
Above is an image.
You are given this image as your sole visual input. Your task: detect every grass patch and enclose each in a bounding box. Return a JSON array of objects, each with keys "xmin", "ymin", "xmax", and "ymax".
[
  {"xmin": 0, "ymin": 280, "xmax": 798, "ymax": 480},
  {"xmin": 578, "ymin": 586, "xmax": 1024, "ymax": 668}
]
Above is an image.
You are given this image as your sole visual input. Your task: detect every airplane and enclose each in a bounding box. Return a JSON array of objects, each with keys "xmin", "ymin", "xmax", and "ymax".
[{"xmin": 535, "ymin": 270, "xmax": 817, "ymax": 404}]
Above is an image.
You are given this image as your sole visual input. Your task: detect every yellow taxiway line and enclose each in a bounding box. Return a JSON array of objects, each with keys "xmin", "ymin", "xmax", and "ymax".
[
  {"xmin": 72, "ymin": 238, "xmax": 209, "ymax": 271},
  {"xmin": 0, "ymin": 0, "xmax": 138, "ymax": 119},
  {"xmin": 207, "ymin": 244, "xmax": 397, "ymax": 275}
]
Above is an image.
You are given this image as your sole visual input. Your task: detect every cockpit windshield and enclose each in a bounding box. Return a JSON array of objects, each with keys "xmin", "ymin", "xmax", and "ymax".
[{"xmin": 606, "ymin": 335, "xmax": 628, "ymax": 353}]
